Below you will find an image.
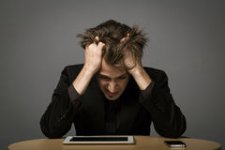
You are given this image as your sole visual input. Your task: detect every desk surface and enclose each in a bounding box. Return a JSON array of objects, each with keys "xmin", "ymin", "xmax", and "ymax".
[{"xmin": 8, "ymin": 136, "xmax": 221, "ymax": 150}]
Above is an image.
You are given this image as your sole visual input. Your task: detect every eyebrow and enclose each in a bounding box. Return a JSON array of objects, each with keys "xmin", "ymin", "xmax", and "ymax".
[{"xmin": 98, "ymin": 73, "xmax": 128, "ymax": 79}]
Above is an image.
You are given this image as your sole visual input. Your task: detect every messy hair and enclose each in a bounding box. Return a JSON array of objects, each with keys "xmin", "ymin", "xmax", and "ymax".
[{"xmin": 78, "ymin": 20, "xmax": 147, "ymax": 65}]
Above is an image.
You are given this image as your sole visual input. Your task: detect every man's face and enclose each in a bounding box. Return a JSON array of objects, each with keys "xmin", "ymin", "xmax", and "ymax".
[{"xmin": 97, "ymin": 59, "xmax": 130, "ymax": 101}]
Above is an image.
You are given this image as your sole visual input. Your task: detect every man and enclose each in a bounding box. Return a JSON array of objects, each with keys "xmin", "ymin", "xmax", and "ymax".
[{"xmin": 40, "ymin": 20, "xmax": 186, "ymax": 138}]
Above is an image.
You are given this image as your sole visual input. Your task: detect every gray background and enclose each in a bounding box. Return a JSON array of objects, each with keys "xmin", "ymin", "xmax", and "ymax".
[{"xmin": 1, "ymin": 0, "xmax": 225, "ymax": 149}]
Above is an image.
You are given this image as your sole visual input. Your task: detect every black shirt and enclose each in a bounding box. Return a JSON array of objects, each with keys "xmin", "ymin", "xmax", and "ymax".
[{"xmin": 104, "ymin": 99, "xmax": 121, "ymax": 134}]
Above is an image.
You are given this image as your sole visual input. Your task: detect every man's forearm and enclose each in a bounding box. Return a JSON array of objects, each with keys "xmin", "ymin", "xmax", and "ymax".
[
  {"xmin": 138, "ymin": 70, "xmax": 186, "ymax": 138},
  {"xmin": 72, "ymin": 65, "xmax": 95, "ymax": 95},
  {"xmin": 129, "ymin": 65, "xmax": 152, "ymax": 90}
]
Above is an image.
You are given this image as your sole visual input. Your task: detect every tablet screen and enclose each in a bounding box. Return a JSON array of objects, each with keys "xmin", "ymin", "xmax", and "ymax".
[{"xmin": 70, "ymin": 136, "xmax": 128, "ymax": 142}]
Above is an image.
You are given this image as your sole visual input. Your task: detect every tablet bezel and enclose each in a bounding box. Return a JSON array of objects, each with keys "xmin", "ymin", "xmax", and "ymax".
[{"xmin": 63, "ymin": 136, "xmax": 135, "ymax": 144}]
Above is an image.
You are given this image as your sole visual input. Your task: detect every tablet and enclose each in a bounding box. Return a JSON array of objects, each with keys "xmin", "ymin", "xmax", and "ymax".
[{"xmin": 63, "ymin": 136, "xmax": 135, "ymax": 144}]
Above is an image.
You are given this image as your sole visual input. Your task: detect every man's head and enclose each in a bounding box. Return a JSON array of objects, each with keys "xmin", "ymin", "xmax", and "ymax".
[
  {"xmin": 79, "ymin": 19, "xmax": 147, "ymax": 66},
  {"xmin": 97, "ymin": 58, "xmax": 130, "ymax": 100},
  {"xmin": 79, "ymin": 20, "xmax": 147, "ymax": 100}
]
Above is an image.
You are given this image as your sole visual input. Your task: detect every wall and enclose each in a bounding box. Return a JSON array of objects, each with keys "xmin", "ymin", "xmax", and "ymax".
[{"xmin": 1, "ymin": 0, "xmax": 224, "ymax": 149}]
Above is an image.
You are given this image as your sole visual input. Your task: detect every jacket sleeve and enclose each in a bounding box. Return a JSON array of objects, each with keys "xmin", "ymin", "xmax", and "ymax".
[
  {"xmin": 40, "ymin": 66, "xmax": 81, "ymax": 138},
  {"xmin": 139, "ymin": 70, "xmax": 186, "ymax": 138}
]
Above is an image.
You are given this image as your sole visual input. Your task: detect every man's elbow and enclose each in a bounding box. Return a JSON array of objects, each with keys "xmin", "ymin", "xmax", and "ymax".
[{"xmin": 157, "ymin": 117, "xmax": 187, "ymax": 138}]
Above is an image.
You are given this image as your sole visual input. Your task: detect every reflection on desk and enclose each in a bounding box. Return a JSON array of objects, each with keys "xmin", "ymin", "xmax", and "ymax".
[{"xmin": 8, "ymin": 136, "xmax": 221, "ymax": 150}]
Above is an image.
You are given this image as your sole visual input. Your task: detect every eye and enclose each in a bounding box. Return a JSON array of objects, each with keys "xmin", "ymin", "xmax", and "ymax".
[
  {"xmin": 118, "ymin": 75, "xmax": 128, "ymax": 80},
  {"xmin": 98, "ymin": 75, "xmax": 110, "ymax": 81}
]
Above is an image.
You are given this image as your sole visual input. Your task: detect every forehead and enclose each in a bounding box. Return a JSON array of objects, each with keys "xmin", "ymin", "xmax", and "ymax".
[{"xmin": 99, "ymin": 59, "xmax": 127, "ymax": 78}]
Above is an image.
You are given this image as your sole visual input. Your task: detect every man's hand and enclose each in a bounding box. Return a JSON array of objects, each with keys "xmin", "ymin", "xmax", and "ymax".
[
  {"xmin": 72, "ymin": 38, "xmax": 105, "ymax": 95},
  {"xmin": 123, "ymin": 49, "xmax": 152, "ymax": 90},
  {"xmin": 84, "ymin": 38, "xmax": 105, "ymax": 74},
  {"xmin": 123, "ymin": 49, "xmax": 140, "ymax": 72}
]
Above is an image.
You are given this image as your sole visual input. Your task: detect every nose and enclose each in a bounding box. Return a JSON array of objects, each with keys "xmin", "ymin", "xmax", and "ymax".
[{"xmin": 107, "ymin": 81, "xmax": 117, "ymax": 93}]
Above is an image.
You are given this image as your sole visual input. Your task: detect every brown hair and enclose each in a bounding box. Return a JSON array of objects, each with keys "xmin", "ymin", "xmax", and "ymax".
[{"xmin": 78, "ymin": 20, "xmax": 147, "ymax": 65}]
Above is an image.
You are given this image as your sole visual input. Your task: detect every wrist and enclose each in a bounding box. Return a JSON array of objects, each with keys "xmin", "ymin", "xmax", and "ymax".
[
  {"xmin": 72, "ymin": 65, "xmax": 95, "ymax": 95},
  {"xmin": 83, "ymin": 64, "xmax": 99, "ymax": 75},
  {"xmin": 129, "ymin": 65, "xmax": 152, "ymax": 90},
  {"xmin": 128, "ymin": 64, "xmax": 143, "ymax": 76}
]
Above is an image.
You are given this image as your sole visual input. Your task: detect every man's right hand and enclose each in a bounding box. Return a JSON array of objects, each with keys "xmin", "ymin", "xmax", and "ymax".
[
  {"xmin": 84, "ymin": 38, "xmax": 105, "ymax": 74},
  {"xmin": 72, "ymin": 39, "xmax": 105, "ymax": 95}
]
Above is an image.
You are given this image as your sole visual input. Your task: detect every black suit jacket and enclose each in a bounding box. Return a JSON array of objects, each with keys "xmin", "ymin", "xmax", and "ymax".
[{"xmin": 40, "ymin": 64, "xmax": 186, "ymax": 138}]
